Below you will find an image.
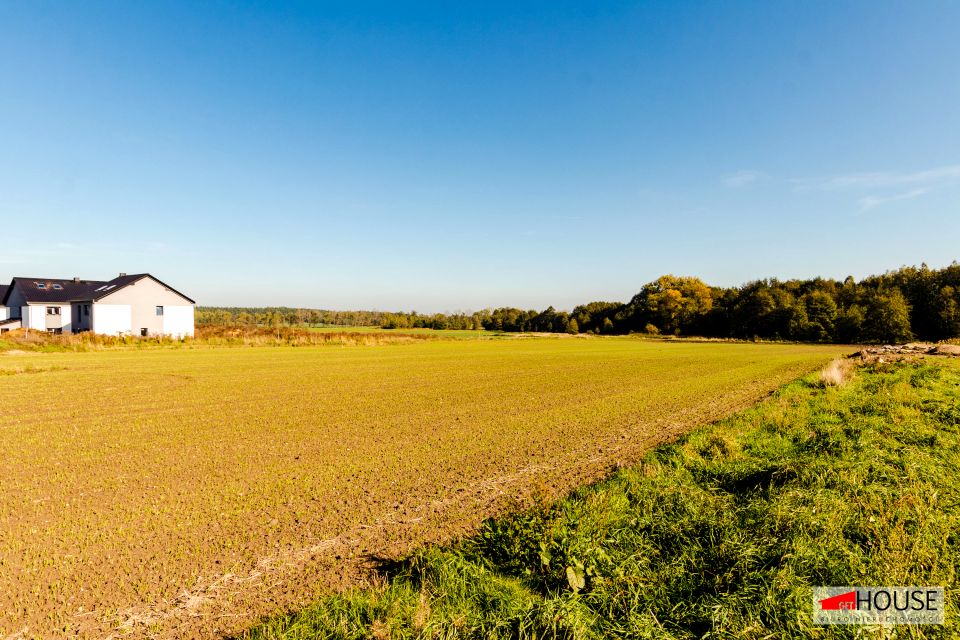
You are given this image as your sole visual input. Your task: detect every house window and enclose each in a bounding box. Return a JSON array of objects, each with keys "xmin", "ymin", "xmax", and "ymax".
[
  {"xmin": 141, "ymin": 328, "xmax": 148, "ymax": 337},
  {"xmin": 36, "ymin": 283, "xmax": 46, "ymax": 290},
  {"xmin": 84, "ymin": 305, "xmax": 90, "ymax": 316},
  {"xmin": 46, "ymin": 328, "xmax": 62, "ymax": 334},
  {"xmin": 46, "ymin": 306, "xmax": 61, "ymax": 316},
  {"xmin": 52, "ymin": 284, "xmax": 63, "ymax": 290},
  {"xmin": 156, "ymin": 306, "xmax": 164, "ymax": 316}
]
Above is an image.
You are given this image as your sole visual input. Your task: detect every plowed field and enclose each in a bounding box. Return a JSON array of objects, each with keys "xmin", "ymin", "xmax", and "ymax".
[{"xmin": 0, "ymin": 338, "xmax": 844, "ymax": 638}]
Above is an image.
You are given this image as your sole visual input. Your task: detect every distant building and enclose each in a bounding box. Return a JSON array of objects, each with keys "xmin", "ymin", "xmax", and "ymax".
[
  {"xmin": 0, "ymin": 273, "xmax": 195, "ymax": 337},
  {"xmin": 0, "ymin": 285, "xmax": 9, "ymax": 325}
]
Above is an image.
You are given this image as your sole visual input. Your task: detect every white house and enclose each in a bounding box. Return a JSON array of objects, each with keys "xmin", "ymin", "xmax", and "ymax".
[{"xmin": 0, "ymin": 273, "xmax": 195, "ymax": 337}]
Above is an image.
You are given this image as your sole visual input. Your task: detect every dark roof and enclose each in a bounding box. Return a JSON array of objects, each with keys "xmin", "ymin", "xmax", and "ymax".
[
  {"xmin": 0, "ymin": 285, "xmax": 7, "ymax": 305},
  {"xmin": 3, "ymin": 278, "xmax": 106, "ymax": 304},
  {"xmin": 1, "ymin": 274, "xmax": 195, "ymax": 305}
]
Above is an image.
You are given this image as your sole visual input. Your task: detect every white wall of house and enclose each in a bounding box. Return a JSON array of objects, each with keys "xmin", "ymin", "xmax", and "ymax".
[
  {"xmin": 19, "ymin": 304, "xmax": 72, "ymax": 332},
  {"xmin": 23, "ymin": 305, "xmax": 46, "ymax": 330},
  {"xmin": 0, "ymin": 306, "xmax": 8, "ymax": 321},
  {"xmin": 42, "ymin": 304, "xmax": 71, "ymax": 333},
  {"xmin": 97, "ymin": 277, "xmax": 194, "ymax": 337},
  {"xmin": 92, "ymin": 304, "xmax": 132, "ymax": 335},
  {"xmin": 161, "ymin": 305, "xmax": 195, "ymax": 338}
]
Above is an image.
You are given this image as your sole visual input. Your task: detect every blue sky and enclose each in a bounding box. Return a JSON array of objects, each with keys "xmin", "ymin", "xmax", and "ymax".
[{"xmin": 1, "ymin": 2, "xmax": 958, "ymax": 311}]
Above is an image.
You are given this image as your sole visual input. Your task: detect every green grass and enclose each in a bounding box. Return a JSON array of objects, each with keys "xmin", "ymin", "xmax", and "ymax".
[
  {"xmin": 244, "ymin": 359, "xmax": 960, "ymax": 639},
  {"xmin": 304, "ymin": 325, "xmax": 511, "ymax": 339}
]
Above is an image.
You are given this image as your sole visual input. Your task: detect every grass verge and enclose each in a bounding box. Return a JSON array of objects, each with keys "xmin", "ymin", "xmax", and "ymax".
[
  {"xmin": 0, "ymin": 325, "xmax": 437, "ymax": 352},
  {"xmin": 243, "ymin": 359, "xmax": 960, "ymax": 639}
]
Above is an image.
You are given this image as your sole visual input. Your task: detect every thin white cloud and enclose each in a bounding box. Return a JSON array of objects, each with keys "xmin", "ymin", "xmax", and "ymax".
[
  {"xmin": 858, "ymin": 188, "xmax": 929, "ymax": 212},
  {"xmin": 796, "ymin": 164, "xmax": 960, "ymax": 190},
  {"xmin": 791, "ymin": 163, "xmax": 960, "ymax": 213},
  {"xmin": 723, "ymin": 170, "xmax": 764, "ymax": 188}
]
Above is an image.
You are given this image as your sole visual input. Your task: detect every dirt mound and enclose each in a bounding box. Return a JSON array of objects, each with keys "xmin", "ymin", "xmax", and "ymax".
[
  {"xmin": 933, "ymin": 344, "xmax": 960, "ymax": 356},
  {"xmin": 851, "ymin": 343, "xmax": 960, "ymax": 363}
]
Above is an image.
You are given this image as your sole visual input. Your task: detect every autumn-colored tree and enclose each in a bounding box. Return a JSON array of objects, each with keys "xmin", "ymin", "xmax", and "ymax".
[{"xmin": 628, "ymin": 275, "xmax": 713, "ymax": 335}]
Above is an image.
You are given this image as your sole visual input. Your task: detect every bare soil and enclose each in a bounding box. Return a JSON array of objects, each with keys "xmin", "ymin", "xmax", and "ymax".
[{"xmin": 0, "ymin": 340, "xmax": 844, "ymax": 638}]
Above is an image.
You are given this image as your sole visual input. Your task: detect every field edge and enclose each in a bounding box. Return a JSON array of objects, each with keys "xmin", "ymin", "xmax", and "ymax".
[{"xmin": 241, "ymin": 358, "xmax": 960, "ymax": 639}]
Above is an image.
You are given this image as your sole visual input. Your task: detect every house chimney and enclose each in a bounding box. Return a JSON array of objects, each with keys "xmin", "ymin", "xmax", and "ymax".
[
  {"xmin": 119, "ymin": 272, "xmax": 127, "ymax": 277},
  {"xmin": 73, "ymin": 277, "xmax": 80, "ymax": 283}
]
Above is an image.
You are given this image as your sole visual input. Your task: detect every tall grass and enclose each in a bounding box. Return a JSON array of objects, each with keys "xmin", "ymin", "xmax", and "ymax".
[
  {"xmin": 0, "ymin": 325, "xmax": 435, "ymax": 352},
  {"xmin": 820, "ymin": 358, "xmax": 854, "ymax": 386},
  {"xmin": 244, "ymin": 360, "xmax": 960, "ymax": 639}
]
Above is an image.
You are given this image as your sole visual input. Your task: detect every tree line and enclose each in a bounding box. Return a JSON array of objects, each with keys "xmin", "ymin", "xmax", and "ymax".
[{"xmin": 197, "ymin": 262, "xmax": 960, "ymax": 343}]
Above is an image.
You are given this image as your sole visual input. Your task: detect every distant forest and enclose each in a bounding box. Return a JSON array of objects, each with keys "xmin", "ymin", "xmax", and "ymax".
[{"xmin": 197, "ymin": 263, "xmax": 960, "ymax": 343}]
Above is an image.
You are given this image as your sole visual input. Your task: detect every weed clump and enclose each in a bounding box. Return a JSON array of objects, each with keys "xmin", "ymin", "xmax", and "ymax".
[{"xmin": 820, "ymin": 358, "xmax": 854, "ymax": 386}]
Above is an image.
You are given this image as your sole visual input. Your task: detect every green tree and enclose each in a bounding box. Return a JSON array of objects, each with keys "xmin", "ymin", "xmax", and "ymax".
[
  {"xmin": 835, "ymin": 305, "xmax": 865, "ymax": 343},
  {"xmin": 799, "ymin": 291, "xmax": 838, "ymax": 341},
  {"xmin": 936, "ymin": 286, "xmax": 960, "ymax": 338},
  {"xmin": 860, "ymin": 288, "xmax": 913, "ymax": 343}
]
